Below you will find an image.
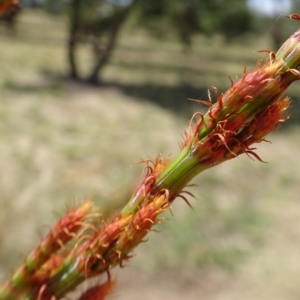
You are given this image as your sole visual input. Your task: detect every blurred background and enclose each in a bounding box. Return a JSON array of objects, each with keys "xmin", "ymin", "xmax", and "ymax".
[{"xmin": 1, "ymin": 0, "xmax": 300, "ymax": 299}]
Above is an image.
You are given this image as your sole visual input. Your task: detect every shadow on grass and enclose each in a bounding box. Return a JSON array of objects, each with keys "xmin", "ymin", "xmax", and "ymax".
[
  {"xmin": 4, "ymin": 74, "xmax": 300, "ymax": 127},
  {"xmin": 109, "ymin": 59, "xmax": 243, "ymax": 80},
  {"xmin": 109, "ymin": 81, "xmax": 211, "ymax": 116},
  {"xmin": 106, "ymin": 81, "xmax": 300, "ymax": 127},
  {"xmin": 2, "ymin": 72, "xmax": 213, "ymax": 116}
]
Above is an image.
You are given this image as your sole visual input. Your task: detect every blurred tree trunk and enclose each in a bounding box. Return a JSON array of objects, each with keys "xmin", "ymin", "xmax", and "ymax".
[
  {"xmin": 87, "ymin": 4, "xmax": 134, "ymax": 85},
  {"xmin": 67, "ymin": 0, "xmax": 135, "ymax": 84},
  {"xmin": 67, "ymin": 0, "xmax": 81, "ymax": 80}
]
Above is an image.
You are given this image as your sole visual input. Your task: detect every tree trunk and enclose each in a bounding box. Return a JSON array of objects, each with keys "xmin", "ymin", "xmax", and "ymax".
[
  {"xmin": 67, "ymin": 0, "xmax": 81, "ymax": 80},
  {"xmin": 86, "ymin": 4, "xmax": 134, "ymax": 85}
]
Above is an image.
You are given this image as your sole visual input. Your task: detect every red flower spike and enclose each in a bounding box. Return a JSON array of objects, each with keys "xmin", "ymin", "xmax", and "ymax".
[{"xmin": 0, "ymin": 0, "xmax": 18, "ymax": 13}]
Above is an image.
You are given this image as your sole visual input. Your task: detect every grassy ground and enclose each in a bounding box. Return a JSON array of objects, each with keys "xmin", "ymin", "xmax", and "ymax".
[{"xmin": 1, "ymin": 9, "xmax": 300, "ymax": 300}]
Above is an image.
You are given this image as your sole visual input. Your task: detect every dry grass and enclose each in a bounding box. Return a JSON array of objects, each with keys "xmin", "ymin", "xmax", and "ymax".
[{"xmin": 0, "ymin": 9, "xmax": 300, "ymax": 300}]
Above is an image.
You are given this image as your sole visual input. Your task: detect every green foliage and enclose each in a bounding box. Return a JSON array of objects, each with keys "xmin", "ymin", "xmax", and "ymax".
[
  {"xmin": 216, "ymin": 0, "xmax": 254, "ymax": 41},
  {"xmin": 131, "ymin": 0, "xmax": 254, "ymax": 44}
]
